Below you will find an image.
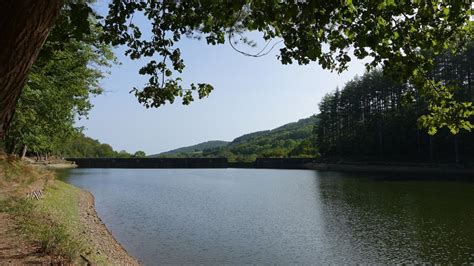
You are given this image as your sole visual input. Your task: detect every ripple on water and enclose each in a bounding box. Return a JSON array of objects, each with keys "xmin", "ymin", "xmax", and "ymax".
[{"xmin": 63, "ymin": 169, "xmax": 474, "ymax": 264}]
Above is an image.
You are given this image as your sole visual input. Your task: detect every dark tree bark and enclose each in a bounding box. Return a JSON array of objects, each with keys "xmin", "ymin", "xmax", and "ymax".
[
  {"xmin": 429, "ymin": 135, "xmax": 434, "ymax": 161},
  {"xmin": 0, "ymin": 0, "xmax": 64, "ymax": 138},
  {"xmin": 454, "ymin": 135, "xmax": 459, "ymax": 165}
]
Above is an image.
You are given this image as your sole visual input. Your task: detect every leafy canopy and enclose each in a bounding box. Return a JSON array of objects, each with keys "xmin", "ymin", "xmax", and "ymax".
[
  {"xmin": 5, "ymin": 1, "xmax": 116, "ymax": 155},
  {"xmin": 133, "ymin": 150, "xmax": 146, "ymax": 158},
  {"xmin": 100, "ymin": 0, "xmax": 473, "ymax": 134}
]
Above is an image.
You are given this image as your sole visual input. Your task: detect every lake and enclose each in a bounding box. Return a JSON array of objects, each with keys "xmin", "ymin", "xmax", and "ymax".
[{"xmin": 60, "ymin": 168, "xmax": 474, "ymax": 264}]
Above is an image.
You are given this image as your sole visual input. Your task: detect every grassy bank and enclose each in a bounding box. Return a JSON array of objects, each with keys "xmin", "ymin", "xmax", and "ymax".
[
  {"xmin": 1, "ymin": 181, "xmax": 108, "ymax": 263},
  {"xmin": 0, "ymin": 156, "xmax": 137, "ymax": 264}
]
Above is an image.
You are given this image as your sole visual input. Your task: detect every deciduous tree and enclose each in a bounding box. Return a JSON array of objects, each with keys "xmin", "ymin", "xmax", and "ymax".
[{"xmin": 0, "ymin": 0, "xmax": 472, "ymax": 138}]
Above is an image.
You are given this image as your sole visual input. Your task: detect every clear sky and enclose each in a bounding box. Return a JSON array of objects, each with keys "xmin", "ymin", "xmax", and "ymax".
[{"xmin": 78, "ymin": 3, "xmax": 368, "ymax": 155}]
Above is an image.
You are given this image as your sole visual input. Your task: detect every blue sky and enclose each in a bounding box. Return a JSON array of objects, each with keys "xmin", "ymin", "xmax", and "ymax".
[{"xmin": 78, "ymin": 2, "xmax": 367, "ymax": 155}]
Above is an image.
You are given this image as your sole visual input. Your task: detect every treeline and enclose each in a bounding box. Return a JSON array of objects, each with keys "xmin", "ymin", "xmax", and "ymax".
[
  {"xmin": 207, "ymin": 116, "xmax": 318, "ymax": 161},
  {"xmin": 317, "ymin": 44, "xmax": 473, "ymax": 163},
  {"xmin": 3, "ymin": 3, "xmax": 113, "ymax": 159},
  {"xmin": 158, "ymin": 116, "xmax": 318, "ymax": 162},
  {"xmin": 1, "ymin": 3, "xmax": 144, "ymax": 160},
  {"xmin": 56, "ymin": 132, "xmax": 136, "ymax": 158},
  {"xmin": 153, "ymin": 141, "xmax": 229, "ymax": 157}
]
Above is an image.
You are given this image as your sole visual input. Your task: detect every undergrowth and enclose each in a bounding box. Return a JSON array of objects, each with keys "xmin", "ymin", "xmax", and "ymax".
[
  {"xmin": 0, "ymin": 185, "xmax": 84, "ymax": 262},
  {"xmin": 0, "ymin": 156, "xmax": 107, "ymax": 263}
]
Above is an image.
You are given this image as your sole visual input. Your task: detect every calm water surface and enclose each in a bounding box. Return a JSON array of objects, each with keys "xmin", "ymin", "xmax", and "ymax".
[{"xmin": 60, "ymin": 169, "xmax": 474, "ymax": 264}]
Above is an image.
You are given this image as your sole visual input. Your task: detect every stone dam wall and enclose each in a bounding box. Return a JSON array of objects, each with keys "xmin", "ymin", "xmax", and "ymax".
[
  {"xmin": 65, "ymin": 158, "xmax": 473, "ymax": 177},
  {"xmin": 67, "ymin": 158, "xmax": 317, "ymax": 169}
]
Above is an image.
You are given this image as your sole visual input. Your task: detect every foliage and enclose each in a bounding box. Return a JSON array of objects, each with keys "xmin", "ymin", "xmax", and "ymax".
[
  {"xmin": 0, "ymin": 156, "xmax": 108, "ymax": 263},
  {"xmin": 133, "ymin": 151, "xmax": 146, "ymax": 158},
  {"xmin": 150, "ymin": 140, "xmax": 229, "ymax": 157},
  {"xmin": 215, "ymin": 116, "xmax": 319, "ymax": 161},
  {"xmin": 157, "ymin": 117, "xmax": 318, "ymax": 161},
  {"xmin": 316, "ymin": 45, "xmax": 473, "ymax": 162},
  {"xmin": 4, "ymin": 2, "xmax": 115, "ymax": 157},
  {"xmin": 115, "ymin": 150, "xmax": 133, "ymax": 158},
  {"xmin": 0, "ymin": 182, "xmax": 108, "ymax": 263},
  {"xmin": 100, "ymin": 0, "xmax": 473, "ymax": 133},
  {"xmin": 56, "ymin": 132, "xmax": 130, "ymax": 158},
  {"xmin": 5, "ymin": 1, "xmax": 472, "ymax": 158},
  {"xmin": 417, "ymin": 42, "xmax": 474, "ymax": 135}
]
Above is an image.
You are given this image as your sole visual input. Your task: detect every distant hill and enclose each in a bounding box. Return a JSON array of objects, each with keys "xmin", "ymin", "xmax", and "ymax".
[
  {"xmin": 205, "ymin": 116, "xmax": 319, "ymax": 161},
  {"xmin": 149, "ymin": 140, "xmax": 229, "ymax": 157},
  {"xmin": 150, "ymin": 116, "xmax": 319, "ymax": 161}
]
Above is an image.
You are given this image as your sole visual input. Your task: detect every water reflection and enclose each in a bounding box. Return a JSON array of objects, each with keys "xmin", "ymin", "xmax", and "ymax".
[
  {"xmin": 60, "ymin": 169, "xmax": 474, "ymax": 264},
  {"xmin": 316, "ymin": 171, "xmax": 474, "ymax": 264}
]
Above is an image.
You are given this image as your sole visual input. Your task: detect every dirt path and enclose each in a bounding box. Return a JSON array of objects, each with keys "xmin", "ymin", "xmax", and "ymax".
[{"xmin": 0, "ymin": 213, "xmax": 56, "ymax": 264}]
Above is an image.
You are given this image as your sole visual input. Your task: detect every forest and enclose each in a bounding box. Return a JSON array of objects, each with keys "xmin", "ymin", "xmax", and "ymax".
[
  {"xmin": 1, "ymin": 1, "xmax": 474, "ymax": 265},
  {"xmin": 155, "ymin": 116, "xmax": 318, "ymax": 161},
  {"xmin": 150, "ymin": 141, "xmax": 230, "ymax": 157},
  {"xmin": 0, "ymin": 3, "xmax": 145, "ymax": 160},
  {"xmin": 2, "ymin": 3, "xmax": 115, "ymax": 159},
  {"xmin": 0, "ymin": 1, "xmax": 472, "ymax": 163},
  {"xmin": 202, "ymin": 116, "xmax": 318, "ymax": 161},
  {"xmin": 155, "ymin": 43, "xmax": 473, "ymax": 164},
  {"xmin": 317, "ymin": 43, "xmax": 473, "ymax": 164}
]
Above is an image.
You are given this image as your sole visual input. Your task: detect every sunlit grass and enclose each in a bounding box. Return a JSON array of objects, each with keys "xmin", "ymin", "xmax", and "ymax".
[{"xmin": 0, "ymin": 157, "xmax": 108, "ymax": 263}]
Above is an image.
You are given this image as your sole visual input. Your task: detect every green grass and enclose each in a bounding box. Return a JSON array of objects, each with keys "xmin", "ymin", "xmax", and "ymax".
[
  {"xmin": 1, "ymin": 180, "xmax": 108, "ymax": 264},
  {"xmin": 34, "ymin": 181, "xmax": 84, "ymax": 260},
  {"xmin": 0, "ymin": 157, "xmax": 111, "ymax": 264}
]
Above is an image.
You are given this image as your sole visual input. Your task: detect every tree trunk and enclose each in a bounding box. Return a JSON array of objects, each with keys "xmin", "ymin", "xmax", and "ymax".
[
  {"xmin": 7, "ymin": 138, "xmax": 16, "ymax": 154},
  {"xmin": 467, "ymin": 63, "xmax": 472, "ymax": 101},
  {"xmin": 0, "ymin": 0, "xmax": 64, "ymax": 138},
  {"xmin": 429, "ymin": 136, "xmax": 434, "ymax": 162},
  {"xmin": 20, "ymin": 145, "xmax": 27, "ymax": 159},
  {"xmin": 378, "ymin": 120, "xmax": 383, "ymax": 158},
  {"xmin": 416, "ymin": 130, "xmax": 421, "ymax": 154},
  {"xmin": 454, "ymin": 135, "xmax": 459, "ymax": 165}
]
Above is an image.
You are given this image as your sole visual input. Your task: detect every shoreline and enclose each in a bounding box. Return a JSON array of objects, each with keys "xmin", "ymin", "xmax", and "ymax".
[
  {"xmin": 33, "ymin": 162, "xmax": 78, "ymax": 170},
  {"xmin": 0, "ymin": 173, "xmax": 139, "ymax": 265},
  {"xmin": 76, "ymin": 185, "xmax": 139, "ymax": 265},
  {"xmin": 68, "ymin": 157, "xmax": 473, "ymax": 174}
]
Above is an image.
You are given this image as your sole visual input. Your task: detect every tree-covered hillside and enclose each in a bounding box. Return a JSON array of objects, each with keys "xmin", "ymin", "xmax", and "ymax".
[
  {"xmin": 150, "ymin": 141, "xmax": 229, "ymax": 157},
  {"xmin": 154, "ymin": 116, "xmax": 318, "ymax": 161},
  {"xmin": 208, "ymin": 116, "xmax": 319, "ymax": 161},
  {"xmin": 56, "ymin": 132, "xmax": 132, "ymax": 158}
]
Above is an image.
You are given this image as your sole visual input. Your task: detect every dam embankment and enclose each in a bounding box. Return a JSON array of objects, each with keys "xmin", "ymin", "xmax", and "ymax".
[
  {"xmin": 66, "ymin": 157, "xmax": 316, "ymax": 169},
  {"xmin": 66, "ymin": 157, "xmax": 474, "ymax": 177}
]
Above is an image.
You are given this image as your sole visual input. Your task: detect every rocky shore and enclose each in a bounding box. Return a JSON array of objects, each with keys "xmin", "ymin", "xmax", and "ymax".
[
  {"xmin": 0, "ymin": 169, "xmax": 139, "ymax": 265},
  {"xmin": 76, "ymin": 188, "xmax": 139, "ymax": 265}
]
